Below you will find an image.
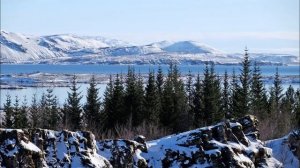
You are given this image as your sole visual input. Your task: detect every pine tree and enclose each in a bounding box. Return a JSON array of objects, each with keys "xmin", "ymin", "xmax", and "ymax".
[
  {"xmin": 39, "ymin": 93, "xmax": 47, "ymax": 127},
  {"xmin": 294, "ymin": 89, "xmax": 300, "ymax": 128},
  {"xmin": 19, "ymin": 96, "xmax": 29, "ymax": 128},
  {"xmin": 238, "ymin": 47, "xmax": 251, "ymax": 116},
  {"xmin": 102, "ymin": 75, "xmax": 114, "ymax": 130},
  {"xmin": 222, "ymin": 71, "xmax": 230, "ymax": 118},
  {"xmin": 4, "ymin": 94, "xmax": 13, "ymax": 128},
  {"xmin": 201, "ymin": 63, "xmax": 222, "ymax": 125},
  {"xmin": 281, "ymin": 85, "xmax": 295, "ymax": 127},
  {"xmin": 49, "ymin": 95, "xmax": 60, "ymax": 130},
  {"xmin": 66, "ymin": 75, "xmax": 83, "ymax": 130},
  {"xmin": 161, "ymin": 63, "xmax": 188, "ymax": 132},
  {"xmin": 30, "ymin": 94, "xmax": 40, "ymax": 128},
  {"xmin": 156, "ymin": 65, "xmax": 164, "ymax": 97},
  {"xmin": 108, "ymin": 74, "xmax": 125, "ymax": 130},
  {"xmin": 250, "ymin": 62, "xmax": 268, "ymax": 119},
  {"xmin": 124, "ymin": 67, "xmax": 144, "ymax": 127},
  {"xmin": 269, "ymin": 67, "xmax": 283, "ymax": 114},
  {"xmin": 134, "ymin": 72, "xmax": 145, "ymax": 126},
  {"xmin": 84, "ymin": 75, "xmax": 101, "ymax": 129},
  {"xmin": 192, "ymin": 73, "xmax": 203, "ymax": 127},
  {"xmin": 12, "ymin": 96, "xmax": 21, "ymax": 128},
  {"xmin": 144, "ymin": 70, "xmax": 160, "ymax": 123},
  {"xmin": 230, "ymin": 69, "xmax": 241, "ymax": 118},
  {"xmin": 185, "ymin": 70, "xmax": 194, "ymax": 126}
]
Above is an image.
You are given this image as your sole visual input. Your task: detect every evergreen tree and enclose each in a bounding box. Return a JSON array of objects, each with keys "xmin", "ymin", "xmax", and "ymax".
[
  {"xmin": 84, "ymin": 75, "xmax": 101, "ymax": 129},
  {"xmin": 12, "ymin": 96, "xmax": 21, "ymax": 128},
  {"xmin": 66, "ymin": 75, "xmax": 83, "ymax": 130},
  {"xmin": 161, "ymin": 63, "xmax": 188, "ymax": 132},
  {"xmin": 192, "ymin": 73, "xmax": 203, "ymax": 127},
  {"xmin": 238, "ymin": 48, "xmax": 251, "ymax": 116},
  {"xmin": 185, "ymin": 70, "xmax": 194, "ymax": 126},
  {"xmin": 124, "ymin": 67, "xmax": 144, "ymax": 127},
  {"xmin": 281, "ymin": 85, "xmax": 295, "ymax": 126},
  {"xmin": 102, "ymin": 75, "xmax": 114, "ymax": 130},
  {"xmin": 156, "ymin": 65, "xmax": 164, "ymax": 97},
  {"xmin": 201, "ymin": 63, "xmax": 222, "ymax": 125},
  {"xmin": 222, "ymin": 71, "xmax": 230, "ymax": 118},
  {"xmin": 49, "ymin": 95, "xmax": 60, "ymax": 130},
  {"xmin": 108, "ymin": 74, "xmax": 125, "ymax": 130},
  {"xmin": 19, "ymin": 96, "xmax": 29, "ymax": 128},
  {"xmin": 294, "ymin": 89, "xmax": 300, "ymax": 128},
  {"xmin": 144, "ymin": 70, "xmax": 160, "ymax": 123},
  {"xmin": 269, "ymin": 67, "xmax": 283, "ymax": 114},
  {"xmin": 134, "ymin": 72, "xmax": 145, "ymax": 126},
  {"xmin": 4, "ymin": 95, "xmax": 13, "ymax": 128},
  {"xmin": 250, "ymin": 62, "xmax": 268, "ymax": 118},
  {"xmin": 39, "ymin": 93, "xmax": 47, "ymax": 127},
  {"xmin": 230, "ymin": 69, "xmax": 241, "ymax": 118},
  {"xmin": 30, "ymin": 94, "xmax": 40, "ymax": 128}
]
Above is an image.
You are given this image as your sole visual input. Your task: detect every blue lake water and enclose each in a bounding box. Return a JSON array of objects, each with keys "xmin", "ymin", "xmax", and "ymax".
[{"xmin": 1, "ymin": 64, "xmax": 300, "ymax": 76}]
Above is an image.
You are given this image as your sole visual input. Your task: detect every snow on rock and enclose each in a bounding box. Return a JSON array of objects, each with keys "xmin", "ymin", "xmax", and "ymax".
[
  {"xmin": 0, "ymin": 128, "xmax": 112, "ymax": 168},
  {"xmin": 266, "ymin": 130, "xmax": 300, "ymax": 168},
  {"xmin": 97, "ymin": 115, "xmax": 283, "ymax": 167}
]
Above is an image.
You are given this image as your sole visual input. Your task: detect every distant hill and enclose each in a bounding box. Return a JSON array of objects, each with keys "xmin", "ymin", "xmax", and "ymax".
[{"xmin": 1, "ymin": 31, "xmax": 298, "ymax": 65}]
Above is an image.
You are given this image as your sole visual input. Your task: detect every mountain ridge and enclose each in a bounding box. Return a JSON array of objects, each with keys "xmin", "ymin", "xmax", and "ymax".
[{"xmin": 1, "ymin": 31, "xmax": 298, "ymax": 65}]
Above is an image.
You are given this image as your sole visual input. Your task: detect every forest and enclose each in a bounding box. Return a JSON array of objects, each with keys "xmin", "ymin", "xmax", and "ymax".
[{"xmin": 2, "ymin": 52, "xmax": 300, "ymax": 141}]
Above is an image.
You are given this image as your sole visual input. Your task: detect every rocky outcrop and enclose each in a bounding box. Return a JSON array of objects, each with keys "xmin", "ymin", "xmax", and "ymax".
[
  {"xmin": 0, "ymin": 129, "xmax": 112, "ymax": 168},
  {"xmin": 98, "ymin": 115, "xmax": 283, "ymax": 167},
  {"xmin": 1, "ymin": 115, "xmax": 298, "ymax": 167}
]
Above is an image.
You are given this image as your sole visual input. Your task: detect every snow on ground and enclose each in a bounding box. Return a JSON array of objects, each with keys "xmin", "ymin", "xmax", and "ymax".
[{"xmin": 266, "ymin": 133, "xmax": 300, "ymax": 168}]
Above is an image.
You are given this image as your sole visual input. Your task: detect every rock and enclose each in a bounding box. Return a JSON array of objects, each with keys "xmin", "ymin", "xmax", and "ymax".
[{"xmin": 0, "ymin": 129, "xmax": 112, "ymax": 168}]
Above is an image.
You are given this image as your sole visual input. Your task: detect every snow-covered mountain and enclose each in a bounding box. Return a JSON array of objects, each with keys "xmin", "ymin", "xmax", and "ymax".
[{"xmin": 1, "ymin": 31, "xmax": 298, "ymax": 65}]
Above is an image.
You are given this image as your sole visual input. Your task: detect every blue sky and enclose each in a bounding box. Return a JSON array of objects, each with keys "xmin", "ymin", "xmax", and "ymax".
[{"xmin": 1, "ymin": 0, "xmax": 299, "ymax": 55}]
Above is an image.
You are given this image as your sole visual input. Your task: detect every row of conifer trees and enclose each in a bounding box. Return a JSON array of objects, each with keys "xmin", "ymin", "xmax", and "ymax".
[{"xmin": 2, "ymin": 51, "xmax": 300, "ymax": 139}]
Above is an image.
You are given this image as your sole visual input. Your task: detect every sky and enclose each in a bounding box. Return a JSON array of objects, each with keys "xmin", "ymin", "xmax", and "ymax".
[{"xmin": 1, "ymin": 0, "xmax": 299, "ymax": 55}]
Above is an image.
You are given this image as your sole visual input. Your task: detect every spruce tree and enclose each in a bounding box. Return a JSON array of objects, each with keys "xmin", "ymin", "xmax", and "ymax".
[
  {"xmin": 238, "ymin": 48, "xmax": 251, "ymax": 116},
  {"xmin": 109, "ymin": 74, "xmax": 125, "ymax": 130},
  {"xmin": 222, "ymin": 71, "xmax": 230, "ymax": 118},
  {"xmin": 230, "ymin": 69, "xmax": 241, "ymax": 118},
  {"xmin": 250, "ymin": 62, "xmax": 268, "ymax": 119},
  {"xmin": 192, "ymin": 73, "xmax": 203, "ymax": 127},
  {"xmin": 161, "ymin": 63, "xmax": 188, "ymax": 132},
  {"xmin": 4, "ymin": 94, "xmax": 13, "ymax": 128},
  {"xmin": 30, "ymin": 94, "xmax": 40, "ymax": 128},
  {"xmin": 124, "ymin": 67, "xmax": 144, "ymax": 127},
  {"xmin": 12, "ymin": 96, "xmax": 21, "ymax": 128},
  {"xmin": 144, "ymin": 70, "xmax": 160, "ymax": 123},
  {"xmin": 185, "ymin": 70, "xmax": 194, "ymax": 126},
  {"xmin": 19, "ymin": 96, "xmax": 29, "ymax": 128},
  {"xmin": 134, "ymin": 72, "xmax": 145, "ymax": 126},
  {"xmin": 66, "ymin": 75, "xmax": 83, "ymax": 130},
  {"xmin": 39, "ymin": 93, "xmax": 47, "ymax": 127},
  {"xmin": 294, "ymin": 89, "xmax": 300, "ymax": 128},
  {"xmin": 49, "ymin": 95, "xmax": 60, "ymax": 130},
  {"xmin": 84, "ymin": 75, "xmax": 101, "ymax": 129},
  {"xmin": 269, "ymin": 67, "xmax": 283, "ymax": 114},
  {"xmin": 102, "ymin": 75, "xmax": 114, "ymax": 130},
  {"xmin": 201, "ymin": 63, "xmax": 222, "ymax": 125},
  {"xmin": 156, "ymin": 65, "xmax": 164, "ymax": 97}
]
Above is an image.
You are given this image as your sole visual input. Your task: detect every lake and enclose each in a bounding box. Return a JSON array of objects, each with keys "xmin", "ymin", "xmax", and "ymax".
[{"xmin": 1, "ymin": 64, "xmax": 300, "ymax": 76}]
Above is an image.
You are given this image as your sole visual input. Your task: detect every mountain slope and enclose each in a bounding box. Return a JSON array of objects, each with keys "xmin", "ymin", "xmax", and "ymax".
[{"xmin": 1, "ymin": 31, "xmax": 298, "ymax": 65}]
